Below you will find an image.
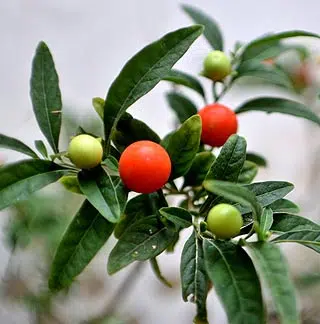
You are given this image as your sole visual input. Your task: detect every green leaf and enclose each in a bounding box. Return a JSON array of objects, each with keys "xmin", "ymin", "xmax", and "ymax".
[
  {"xmin": 182, "ymin": 4, "xmax": 223, "ymax": 51},
  {"xmin": 112, "ymin": 114, "xmax": 160, "ymax": 152},
  {"xmin": 114, "ymin": 192, "xmax": 165, "ymax": 239},
  {"xmin": 107, "ymin": 215, "xmax": 176, "ymax": 274},
  {"xmin": 235, "ymin": 60, "xmax": 293, "ymax": 89},
  {"xmin": 150, "ymin": 258, "xmax": 172, "ymax": 288},
  {"xmin": 163, "ymin": 69, "xmax": 206, "ymax": 99},
  {"xmin": 180, "ymin": 231, "xmax": 208, "ymax": 321},
  {"xmin": 206, "ymin": 135, "xmax": 247, "ymax": 182},
  {"xmin": 49, "ymin": 200, "xmax": 114, "ymax": 291},
  {"xmin": 78, "ymin": 167, "xmax": 127, "ymax": 223},
  {"xmin": 35, "ymin": 140, "xmax": 48, "ymax": 158},
  {"xmin": 103, "ymin": 25, "xmax": 203, "ymax": 152},
  {"xmin": 238, "ymin": 160, "xmax": 258, "ymax": 184},
  {"xmin": 165, "ymin": 115, "xmax": 201, "ymax": 179},
  {"xmin": 236, "ymin": 181, "xmax": 294, "ymax": 215},
  {"xmin": 246, "ymin": 242, "xmax": 299, "ymax": 324},
  {"xmin": 241, "ymin": 30, "xmax": 320, "ymax": 60},
  {"xmin": 30, "ymin": 41, "xmax": 62, "ymax": 153},
  {"xmin": 0, "ymin": 159, "xmax": 67, "ymax": 210},
  {"xmin": 59, "ymin": 175, "xmax": 82, "ymax": 194},
  {"xmin": 159, "ymin": 207, "xmax": 193, "ymax": 230},
  {"xmin": 92, "ymin": 97, "xmax": 105, "ymax": 119},
  {"xmin": 246, "ymin": 152, "xmax": 267, "ymax": 167},
  {"xmin": 259, "ymin": 207, "xmax": 273, "ymax": 233},
  {"xmin": 272, "ymin": 230, "xmax": 320, "ymax": 253},
  {"xmin": 184, "ymin": 152, "xmax": 215, "ymax": 187},
  {"xmin": 268, "ymin": 199, "xmax": 300, "ymax": 214},
  {"xmin": 271, "ymin": 213, "xmax": 320, "ymax": 233},
  {"xmin": 166, "ymin": 92, "xmax": 198, "ymax": 124},
  {"xmin": 203, "ymin": 240, "xmax": 264, "ymax": 324},
  {"xmin": 0, "ymin": 133, "xmax": 38, "ymax": 159},
  {"xmin": 235, "ymin": 97, "xmax": 320, "ymax": 126},
  {"xmin": 203, "ymin": 180, "xmax": 262, "ymax": 222}
]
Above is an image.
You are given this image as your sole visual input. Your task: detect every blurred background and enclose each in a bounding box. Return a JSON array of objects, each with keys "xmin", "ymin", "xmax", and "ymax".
[{"xmin": 1, "ymin": 0, "xmax": 320, "ymax": 323}]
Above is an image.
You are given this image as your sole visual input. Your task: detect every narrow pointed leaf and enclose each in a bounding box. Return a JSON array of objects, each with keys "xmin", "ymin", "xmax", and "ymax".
[
  {"xmin": 49, "ymin": 200, "xmax": 115, "ymax": 291},
  {"xmin": 35, "ymin": 140, "xmax": 48, "ymax": 158},
  {"xmin": 271, "ymin": 213, "xmax": 320, "ymax": 233},
  {"xmin": 246, "ymin": 152, "xmax": 267, "ymax": 167},
  {"xmin": 0, "ymin": 133, "xmax": 38, "ymax": 158},
  {"xmin": 150, "ymin": 258, "xmax": 172, "ymax": 288},
  {"xmin": 108, "ymin": 215, "xmax": 176, "ymax": 274},
  {"xmin": 166, "ymin": 92, "xmax": 198, "ymax": 124},
  {"xmin": 182, "ymin": 4, "xmax": 223, "ymax": 50},
  {"xmin": 246, "ymin": 242, "xmax": 299, "ymax": 324},
  {"xmin": 203, "ymin": 180, "xmax": 262, "ymax": 221},
  {"xmin": 30, "ymin": 41, "xmax": 62, "ymax": 153},
  {"xmin": 272, "ymin": 230, "xmax": 320, "ymax": 253},
  {"xmin": 235, "ymin": 97, "xmax": 320, "ymax": 126},
  {"xmin": 0, "ymin": 159, "xmax": 67, "ymax": 210},
  {"xmin": 164, "ymin": 115, "xmax": 201, "ymax": 179},
  {"xmin": 103, "ymin": 25, "xmax": 203, "ymax": 152},
  {"xmin": 159, "ymin": 207, "xmax": 193, "ymax": 229},
  {"xmin": 180, "ymin": 232, "xmax": 208, "ymax": 319},
  {"xmin": 203, "ymin": 240, "xmax": 264, "ymax": 324},
  {"xmin": 238, "ymin": 160, "xmax": 258, "ymax": 184},
  {"xmin": 268, "ymin": 199, "xmax": 300, "ymax": 214},
  {"xmin": 163, "ymin": 69, "xmax": 205, "ymax": 99},
  {"xmin": 78, "ymin": 167, "xmax": 127, "ymax": 223},
  {"xmin": 259, "ymin": 207, "xmax": 273, "ymax": 233}
]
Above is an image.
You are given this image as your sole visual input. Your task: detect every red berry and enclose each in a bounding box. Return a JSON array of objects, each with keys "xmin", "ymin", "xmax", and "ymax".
[
  {"xmin": 119, "ymin": 141, "xmax": 171, "ymax": 194},
  {"xmin": 198, "ymin": 103, "xmax": 238, "ymax": 147}
]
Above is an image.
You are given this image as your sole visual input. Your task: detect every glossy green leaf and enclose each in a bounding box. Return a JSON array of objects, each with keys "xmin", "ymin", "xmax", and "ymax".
[
  {"xmin": 271, "ymin": 213, "xmax": 320, "ymax": 233},
  {"xmin": 235, "ymin": 97, "xmax": 320, "ymax": 126},
  {"xmin": 92, "ymin": 97, "xmax": 105, "ymax": 119},
  {"xmin": 241, "ymin": 30, "xmax": 320, "ymax": 61},
  {"xmin": 35, "ymin": 140, "xmax": 48, "ymax": 158},
  {"xmin": 268, "ymin": 199, "xmax": 300, "ymax": 214},
  {"xmin": 49, "ymin": 200, "xmax": 115, "ymax": 291},
  {"xmin": 150, "ymin": 258, "xmax": 172, "ymax": 288},
  {"xmin": 114, "ymin": 192, "xmax": 165, "ymax": 239},
  {"xmin": 166, "ymin": 92, "xmax": 198, "ymax": 124},
  {"xmin": 246, "ymin": 242, "xmax": 299, "ymax": 324},
  {"xmin": 206, "ymin": 135, "xmax": 247, "ymax": 182},
  {"xmin": 163, "ymin": 69, "xmax": 205, "ymax": 99},
  {"xmin": 259, "ymin": 207, "xmax": 273, "ymax": 233},
  {"xmin": 0, "ymin": 159, "xmax": 67, "ymax": 210},
  {"xmin": 184, "ymin": 152, "xmax": 215, "ymax": 187},
  {"xmin": 59, "ymin": 175, "xmax": 82, "ymax": 194},
  {"xmin": 203, "ymin": 180, "xmax": 262, "ymax": 221},
  {"xmin": 165, "ymin": 115, "xmax": 201, "ymax": 179},
  {"xmin": 108, "ymin": 215, "xmax": 176, "ymax": 274},
  {"xmin": 272, "ymin": 230, "xmax": 320, "ymax": 253},
  {"xmin": 159, "ymin": 207, "xmax": 193, "ymax": 229},
  {"xmin": 235, "ymin": 60, "xmax": 293, "ymax": 89},
  {"xmin": 180, "ymin": 231, "xmax": 208, "ymax": 321},
  {"xmin": 203, "ymin": 240, "xmax": 264, "ymax": 324},
  {"xmin": 238, "ymin": 160, "xmax": 258, "ymax": 184},
  {"xmin": 78, "ymin": 167, "xmax": 127, "ymax": 223},
  {"xmin": 103, "ymin": 25, "xmax": 203, "ymax": 152},
  {"xmin": 0, "ymin": 133, "xmax": 38, "ymax": 158},
  {"xmin": 182, "ymin": 4, "xmax": 223, "ymax": 51},
  {"xmin": 236, "ymin": 181, "xmax": 294, "ymax": 215},
  {"xmin": 30, "ymin": 41, "xmax": 62, "ymax": 153},
  {"xmin": 246, "ymin": 152, "xmax": 267, "ymax": 167}
]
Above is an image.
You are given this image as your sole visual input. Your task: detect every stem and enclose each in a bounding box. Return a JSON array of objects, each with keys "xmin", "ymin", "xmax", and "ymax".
[{"xmin": 212, "ymin": 82, "xmax": 218, "ymax": 102}]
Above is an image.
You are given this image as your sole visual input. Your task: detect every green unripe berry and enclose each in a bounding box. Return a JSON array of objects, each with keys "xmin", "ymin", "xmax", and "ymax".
[
  {"xmin": 203, "ymin": 50, "xmax": 232, "ymax": 81},
  {"xmin": 207, "ymin": 203, "xmax": 243, "ymax": 239},
  {"xmin": 68, "ymin": 134, "xmax": 103, "ymax": 169}
]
